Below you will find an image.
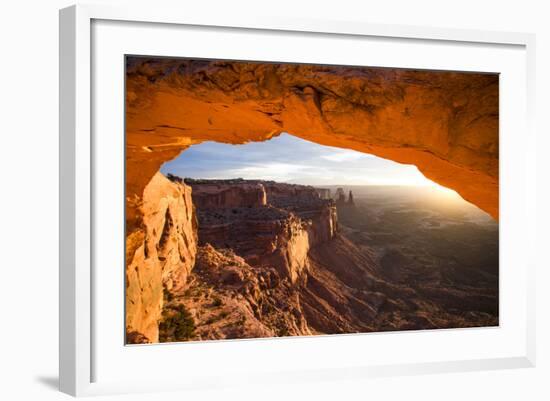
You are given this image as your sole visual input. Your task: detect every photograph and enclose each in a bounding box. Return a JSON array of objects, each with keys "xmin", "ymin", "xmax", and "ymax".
[
  {"xmin": 1, "ymin": 0, "xmax": 546, "ymax": 399},
  {"xmin": 124, "ymin": 57, "xmax": 499, "ymax": 344}
]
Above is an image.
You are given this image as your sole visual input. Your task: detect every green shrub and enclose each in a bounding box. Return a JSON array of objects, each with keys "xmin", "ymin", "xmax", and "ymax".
[
  {"xmin": 278, "ymin": 327, "xmax": 289, "ymax": 336},
  {"xmin": 163, "ymin": 287, "xmax": 174, "ymax": 303},
  {"xmin": 159, "ymin": 304, "xmax": 196, "ymax": 342}
]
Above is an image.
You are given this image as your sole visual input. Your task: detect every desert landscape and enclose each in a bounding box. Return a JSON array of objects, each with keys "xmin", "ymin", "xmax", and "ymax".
[
  {"xmin": 127, "ymin": 173, "xmax": 498, "ymax": 343},
  {"xmin": 124, "ymin": 57, "xmax": 499, "ymax": 344}
]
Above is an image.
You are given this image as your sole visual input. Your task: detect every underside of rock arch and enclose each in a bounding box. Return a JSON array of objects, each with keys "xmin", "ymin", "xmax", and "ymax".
[{"xmin": 125, "ymin": 58, "xmax": 498, "ymax": 231}]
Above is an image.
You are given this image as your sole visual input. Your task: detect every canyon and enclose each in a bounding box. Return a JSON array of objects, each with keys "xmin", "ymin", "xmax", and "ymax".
[
  {"xmin": 124, "ymin": 57, "xmax": 499, "ymax": 343},
  {"xmin": 126, "ymin": 175, "xmax": 340, "ymax": 342},
  {"xmin": 126, "ymin": 175, "xmax": 498, "ymax": 343},
  {"xmin": 183, "ymin": 178, "xmax": 338, "ymax": 284}
]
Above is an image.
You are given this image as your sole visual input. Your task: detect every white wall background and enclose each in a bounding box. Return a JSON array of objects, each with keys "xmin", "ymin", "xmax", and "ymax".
[{"xmin": 0, "ymin": 0, "xmax": 547, "ymax": 400}]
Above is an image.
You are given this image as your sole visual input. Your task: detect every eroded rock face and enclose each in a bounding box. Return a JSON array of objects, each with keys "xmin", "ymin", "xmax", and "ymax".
[
  {"xmin": 182, "ymin": 178, "xmax": 267, "ymax": 209},
  {"xmin": 126, "ymin": 57, "xmax": 499, "ymax": 227},
  {"xmin": 185, "ymin": 179, "xmax": 338, "ymax": 283},
  {"xmin": 125, "ymin": 173, "xmax": 198, "ymax": 342},
  {"xmin": 264, "ymin": 182, "xmax": 339, "ymax": 245},
  {"xmin": 163, "ymin": 244, "xmax": 311, "ymax": 340},
  {"xmin": 196, "ymin": 206, "xmax": 310, "ymax": 282}
]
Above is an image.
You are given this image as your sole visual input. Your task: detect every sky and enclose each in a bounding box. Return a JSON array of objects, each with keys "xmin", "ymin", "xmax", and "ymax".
[{"xmin": 160, "ymin": 133, "xmax": 440, "ymax": 187}]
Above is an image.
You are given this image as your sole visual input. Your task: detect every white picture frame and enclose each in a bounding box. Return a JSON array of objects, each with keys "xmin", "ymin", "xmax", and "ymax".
[{"xmin": 59, "ymin": 4, "xmax": 536, "ymax": 397}]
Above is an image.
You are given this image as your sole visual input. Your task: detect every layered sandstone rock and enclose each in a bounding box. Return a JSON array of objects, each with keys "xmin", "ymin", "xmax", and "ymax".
[
  {"xmin": 185, "ymin": 179, "xmax": 338, "ymax": 284},
  {"xmin": 263, "ymin": 181, "xmax": 319, "ymax": 203},
  {"xmin": 182, "ymin": 177, "xmax": 267, "ymax": 209},
  {"xmin": 126, "ymin": 58, "xmax": 499, "ymax": 226},
  {"xmin": 194, "ymin": 204, "xmax": 311, "ymax": 283},
  {"xmin": 264, "ymin": 182, "xmax": 339, "ymax": 245},
  {"xmin": 125, "ymin": 172, "xmax": 198, "ymax": 342}
]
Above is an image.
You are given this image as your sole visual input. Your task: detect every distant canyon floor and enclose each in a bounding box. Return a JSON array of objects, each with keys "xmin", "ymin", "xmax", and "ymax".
[{"xmin": 126, "ymin": 176, "xmax": 498, "ymax": 344}]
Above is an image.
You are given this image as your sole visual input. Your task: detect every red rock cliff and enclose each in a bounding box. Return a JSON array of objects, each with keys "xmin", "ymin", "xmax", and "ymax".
[
  {"xmin": 186, "ymin": 180, "xmax": 338, "ymax": 284},
  {"xmin": 126, "ymin": 173, "xmax": 198, "ymax": 342},
  {"xmin": 183, "ymin": 178, "xmax": 267, "ymax": 209},
  {"xmin": 263, "ymin": 182, "xmax": 339, "ymax": 245}
]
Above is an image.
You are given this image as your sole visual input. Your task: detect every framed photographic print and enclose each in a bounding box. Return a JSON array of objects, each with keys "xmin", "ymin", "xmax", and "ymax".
[{"xmin": 59, "ymin": 4, "xmax": 536, "ymax": 397}]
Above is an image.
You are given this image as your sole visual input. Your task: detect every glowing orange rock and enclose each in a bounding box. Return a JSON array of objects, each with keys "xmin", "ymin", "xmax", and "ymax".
[{"xmin": 125, "ymin": 59, "xmax": 499, "ymax": 228}]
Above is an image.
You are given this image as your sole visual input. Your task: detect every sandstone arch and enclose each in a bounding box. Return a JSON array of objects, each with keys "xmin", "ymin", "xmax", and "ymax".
[
  {"xmin": 125, "ymin": 58, "xmax": 499, "ymax": 342},
  {"xmin": 125, "ymin": 58, "xmax": 498, "ymax": 231}
]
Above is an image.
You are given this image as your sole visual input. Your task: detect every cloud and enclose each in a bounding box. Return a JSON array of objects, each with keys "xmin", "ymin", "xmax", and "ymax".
[
  {"xmin": 225, "ymin": 162, "xmax": 307, "ymax": 181},
  {"xmin": 160, "ymin": 133, "xmax": 435, "ymax": 186},
  {"xmin": 320, "ymin": 152, "xmax": 366, "ymax": 162}
]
